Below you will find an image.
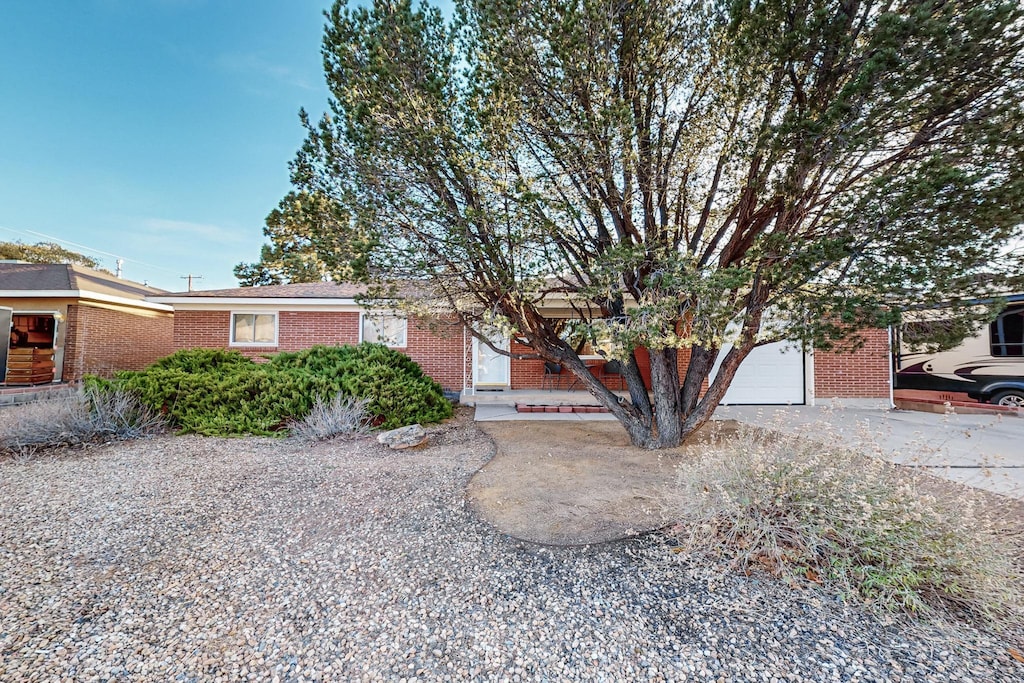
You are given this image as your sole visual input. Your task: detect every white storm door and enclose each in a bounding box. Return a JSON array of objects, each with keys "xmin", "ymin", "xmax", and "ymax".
[{"xmin": 473, "ymin": 332, "xmax": 510, "ymax": 388}]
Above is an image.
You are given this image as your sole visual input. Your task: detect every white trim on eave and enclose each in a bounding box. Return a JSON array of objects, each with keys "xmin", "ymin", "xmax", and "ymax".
[
  {"xmin": 0, "ymin": 289, "xmax": 172, "ymax": 313},
  {"xmin": 149, "ymin": 296, "xmax": 363, "ymax": 311}
]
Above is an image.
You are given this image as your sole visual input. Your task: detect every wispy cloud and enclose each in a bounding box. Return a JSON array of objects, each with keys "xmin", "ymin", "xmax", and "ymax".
[
  {"xmin": 109, "ymin": 218, "xmax": 261, "ymax": 288},
  {"xmin": 215, "ymin": 52, "xmax": 318, "ymax": 93},
  {"xmin": 139, "ymin": 218, "xmax": 250, "ymax": 245}
]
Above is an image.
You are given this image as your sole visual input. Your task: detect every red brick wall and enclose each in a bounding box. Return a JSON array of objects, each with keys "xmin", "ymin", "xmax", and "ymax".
[
  {"xmin": 403, "ymin": 316, "xmax": 469, "ymax": 393},
  {"xmin": 509, "ymin": 344, "xmax": 694, "ymax": 390},
  {"xmin": 814, "ymin": 328, "xmax": 891, "ymax": 399},
  {"xmin": 171, "ymin": 309, "xmax": 468, "ymax": 393},
  {"xmin": 509, "ymin": 339, "xmax": 543, "ymax": 389},
  {"xmin": 173, "ymin": 310, "xmax": 231, "ymax": 350},
  {"xmin": 278, "ymin": 311, "xmax": 361, "ymax": 350},
  {"xmin": 63, "ymin": 304, "xmax": 175, "ymax": 381}
]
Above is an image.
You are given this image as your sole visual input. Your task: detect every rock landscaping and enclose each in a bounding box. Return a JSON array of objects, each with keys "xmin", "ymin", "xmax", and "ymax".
[
  {"xmin": 376, "ymin": 423, "xmax": 428, "ymax": 449},
  {"xmin": 0, "ymin": 409, "xmax": 1021, "ymax": 681}
]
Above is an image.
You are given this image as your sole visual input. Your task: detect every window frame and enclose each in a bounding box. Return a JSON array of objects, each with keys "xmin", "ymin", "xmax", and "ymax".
[
  {"xmin": 359, "ymin": 311, "xmax": 408, "ymax": 349},
  {"xmin": 990, "ymin": 306, "xmax": 1024, "ymax": 357},
  {"xmin": 229, "ymin": 311, "xmax": 279, "ymax": 347}
]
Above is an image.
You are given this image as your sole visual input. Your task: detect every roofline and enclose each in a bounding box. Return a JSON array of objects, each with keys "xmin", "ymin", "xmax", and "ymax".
[
  {"xmin": 148, "ymin": 296, "xmax": 362, "ymax": 308},
  {"xmin": 0, "ymin": 289, "xmax": 173, "ymax": 312}
]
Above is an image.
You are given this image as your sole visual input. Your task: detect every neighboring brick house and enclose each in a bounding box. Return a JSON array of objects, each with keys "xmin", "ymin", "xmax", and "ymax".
[
  {"xmin": 150, "ymin": 282, "xmax": 891, "ymax": 406},
  {"xmin": 0, "ymin": 262, "xmax": 174, "ymax": 384}
]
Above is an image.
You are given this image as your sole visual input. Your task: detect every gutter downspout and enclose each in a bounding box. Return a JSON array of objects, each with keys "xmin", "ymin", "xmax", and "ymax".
[
  {"xmin": 887, "ymin": 325, "xmax": 897, "ymax": 409},
  {"xmin": 462, "ymin": 324, "xmax": 468, "ymax": 400}
]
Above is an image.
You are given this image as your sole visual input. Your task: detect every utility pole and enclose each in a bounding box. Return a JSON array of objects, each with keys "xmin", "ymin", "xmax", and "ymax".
[{"xmin": 181, "ymin": 274, "xmax": 203, "ymax": 292}]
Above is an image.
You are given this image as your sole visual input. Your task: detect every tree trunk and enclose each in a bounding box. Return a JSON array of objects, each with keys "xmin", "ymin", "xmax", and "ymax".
[
  {"xmin": 622, "ymin": 351, "xmax": 653, "ymax": 421},
  {"xmin": 680, "ymin": 343, "xmax": 754, "ymax": 437},
  {"xmin": 646, "ymin": 347, "xmax": 682, "ymax": 447},
  {"xmin": 680, "ymin": 346, "xmax": 717, "ymax": 414},
  {"xmin": 551, "ymin": 342, "xmax": 747, "ymax": 450}
]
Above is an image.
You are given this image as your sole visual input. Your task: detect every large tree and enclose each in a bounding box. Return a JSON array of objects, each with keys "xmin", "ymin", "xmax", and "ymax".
[
  {"xmin": 234, "ymin": 190, "xmax": 369, "ymax": 285},
  {"xmin": 288, "ymin": 0, "xmax": 1024, "ymax": 447}
]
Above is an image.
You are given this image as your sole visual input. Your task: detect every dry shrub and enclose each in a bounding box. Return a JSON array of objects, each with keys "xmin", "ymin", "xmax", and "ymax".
[
  {"xmin": 0, "ymin": 387, "xmax": 166, "ymax": 457},
  {"xmin": 289, "ymin": 393, "xmax": 371, "ymax": 442},
  {"xmin": 666, "ymin": 423, "xmax": 1024, "ymax": 630}
]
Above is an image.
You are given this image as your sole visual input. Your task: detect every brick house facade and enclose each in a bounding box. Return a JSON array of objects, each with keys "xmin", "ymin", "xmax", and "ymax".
[
  {"xmin": 152, "ymin": 282, "xmax": 892, "ymax": 405},
  {"xmin": 170, "ymin": 307, "xmax": 471, "ymax": 394},
  {"xmin": 812, "ymin": 328, "xmax": 892, "ymax": 401},
  {"xmin": 0, "ymin": 263, "xmax": 174, "ymax": 384}
]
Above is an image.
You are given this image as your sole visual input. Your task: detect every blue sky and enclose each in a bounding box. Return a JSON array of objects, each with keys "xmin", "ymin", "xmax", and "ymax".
[{"xmin": 0, "ymin": 0, "xmax": 389, "ymax": 291}]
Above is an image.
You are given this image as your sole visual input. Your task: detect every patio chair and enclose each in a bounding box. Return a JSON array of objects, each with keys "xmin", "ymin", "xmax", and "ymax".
[
  {"xmin": 541, "ymin": 361, "xmax": 564, "ymax": 390},
  {"xmin": 599, "ymin": 359, "xmax": 625, "ymax": 390}
]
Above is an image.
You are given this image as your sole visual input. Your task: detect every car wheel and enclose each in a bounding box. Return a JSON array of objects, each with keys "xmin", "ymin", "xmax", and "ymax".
[{"xmin": 990, "ymin": 390, "xmax": 1024, "ymax": 408}]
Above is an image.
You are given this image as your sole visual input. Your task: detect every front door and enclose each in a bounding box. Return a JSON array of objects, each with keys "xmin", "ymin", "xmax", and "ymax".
[{"xmin": 473, "ymin": 331, "xmax": 510, "ymax": 389}]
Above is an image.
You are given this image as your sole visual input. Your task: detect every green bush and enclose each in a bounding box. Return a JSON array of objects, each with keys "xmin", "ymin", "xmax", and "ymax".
[
  {"xmin": 149, "ymin": 347, "xmax": 254, "ymax": 373},
  {"xmin": 102, "ymin": 344, "xmax": 452, "ymax": 437}
]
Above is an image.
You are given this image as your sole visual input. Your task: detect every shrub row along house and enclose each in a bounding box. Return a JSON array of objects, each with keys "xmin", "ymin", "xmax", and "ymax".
[{"xmin": 0, "ymin": 263, "xmax": 890, "ymax": 406}]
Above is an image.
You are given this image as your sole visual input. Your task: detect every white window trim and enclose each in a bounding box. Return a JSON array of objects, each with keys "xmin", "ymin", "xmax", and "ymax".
[
  {"xmin": 229, "ymin": 311, "xmax": 279, "ymax": 347},
  {"xmin": 359, "ymin": 311, "xmax": 408, "ymax": 349}
]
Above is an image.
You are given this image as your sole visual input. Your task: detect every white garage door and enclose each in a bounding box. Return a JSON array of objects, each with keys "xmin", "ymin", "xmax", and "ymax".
[{"xmin": 712, "ymin": 342, "xmax": 806, "ymax": 405}]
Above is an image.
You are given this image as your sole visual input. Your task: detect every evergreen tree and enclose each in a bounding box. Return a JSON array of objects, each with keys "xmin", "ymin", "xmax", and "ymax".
[
  {"xmin": 288, "ymin": 0, "xmax": 1024, "ymax": 447},
  {"xmin": 235, "ymin": 190, "xmax": 371, "ymax": 285}
]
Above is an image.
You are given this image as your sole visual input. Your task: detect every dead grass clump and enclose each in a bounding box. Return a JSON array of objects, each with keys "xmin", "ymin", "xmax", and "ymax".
[
  {"xmin": 289, "ymin": 393, "xmax": 371, "ymax": 442},
  {"xmin": 0, "ymin": 387, "xmax": 166, "ymax": 457},
  {"xmin": 666, "ymin": 424, "xmax": 1024, "ymax": 631}
]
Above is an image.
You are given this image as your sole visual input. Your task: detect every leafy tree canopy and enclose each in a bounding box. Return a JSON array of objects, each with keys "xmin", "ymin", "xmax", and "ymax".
[
  {"xmin": 0, "ymin": 240, "xmax": 104, "ymax": 270},
  {"xmin": 288, "ymin": 0, "xmax": 1024, "ymax": 447},
  {"xmin": 234, "ymin": 190, "xmax": 373, "ymax": 285}
]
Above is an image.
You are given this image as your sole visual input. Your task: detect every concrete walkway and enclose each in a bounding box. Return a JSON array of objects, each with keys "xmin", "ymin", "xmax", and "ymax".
[
  {"xmin": 474, "ymin": 403, "xmax": 1024, "ymax": 500},
  {"xmin": 474, "ymin": 403, "xmax": 618, "ymax": 422}
]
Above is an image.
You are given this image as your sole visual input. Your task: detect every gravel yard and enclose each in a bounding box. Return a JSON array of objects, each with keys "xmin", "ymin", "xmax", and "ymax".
[{"xmin": 1, "ymin": 412, "xmax": 1021, "ymax": 682}]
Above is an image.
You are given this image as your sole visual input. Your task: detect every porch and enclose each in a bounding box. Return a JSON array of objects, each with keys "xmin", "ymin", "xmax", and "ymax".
[{"xmin": 460, "ymin": 387, "xmax": 630, "ymax": 407}]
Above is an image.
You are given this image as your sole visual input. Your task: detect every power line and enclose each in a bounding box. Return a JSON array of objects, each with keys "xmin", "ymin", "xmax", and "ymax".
[
  {"xmin": 0, "ymin": 224, "xmax": 182, "ymax": 276},
  {"xmin": 24, "ymin": 228, "xmax": 182, "ymax": 275},
  {"xmin": 24, "ymin": 229, "xmax": 122, "ymax": 259}
]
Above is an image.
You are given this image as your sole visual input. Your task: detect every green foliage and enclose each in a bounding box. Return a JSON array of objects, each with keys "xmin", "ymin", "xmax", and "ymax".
[
  {"xmin": 149, "ymin": 347, "xmax": 255, "ymax": 373},
  {"xmin": 106, "ymin": 344, "xmax": 451, "ymax": 437},
  {"xmin": 266, "ymin": 344, "xmax": 453, "ymax": 429},
  {"xmin": 0, "ymin": 240, "xmax": 105, "ymax": 270},
  {"xmin": 286, "ymin": 0, "xmax": 1024, "ymax": 447},
  {"xmin": 668, "ymin": 423, "xmax": 1024, "ymax": 629},
  {"xmin": 234, "ymin": 190, "xmax": 373, "ymax": 286}
]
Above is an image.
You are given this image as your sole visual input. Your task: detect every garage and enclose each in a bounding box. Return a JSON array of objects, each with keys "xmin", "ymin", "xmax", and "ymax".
[{"xmin": 713, "ymin": 341, "xmax": 807, "ymax": 405}]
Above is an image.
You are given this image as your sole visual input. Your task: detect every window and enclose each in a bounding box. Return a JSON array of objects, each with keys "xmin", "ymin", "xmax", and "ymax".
[
  {"xmin": 361, "ymin": 313, "xmax": 407, "ymax": 347},
  {"xmin": 231, "ymin": 313, "xmax": 277, "ymax": 345},
  {"xmin": 991, "ymin": 306, "xmax": 1024, "ymax": 357}
]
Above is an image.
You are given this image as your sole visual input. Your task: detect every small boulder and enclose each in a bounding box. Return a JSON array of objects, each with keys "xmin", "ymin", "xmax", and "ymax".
[{"xmin": 376, "ymin": 424, "xmax": 427, "ymax": 450}]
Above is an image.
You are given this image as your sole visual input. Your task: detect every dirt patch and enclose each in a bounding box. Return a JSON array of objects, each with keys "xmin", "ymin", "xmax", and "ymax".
[{"xmin": 467, "ymin": 419, "xmax": 738, "ymax": 545}]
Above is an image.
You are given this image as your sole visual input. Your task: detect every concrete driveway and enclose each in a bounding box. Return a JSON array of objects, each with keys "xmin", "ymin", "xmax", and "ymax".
[{"xmin": 715, "ymin": 405, "xmax": 1024, "ymax": 500}]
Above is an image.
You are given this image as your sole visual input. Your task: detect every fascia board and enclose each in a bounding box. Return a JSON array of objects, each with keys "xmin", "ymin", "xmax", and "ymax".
[
  {"xmin": 0, "ymin": 289, "xmax": 172, "ymax": 313},
  {"xmin": 149, "ymin": 296, "xmax": 364, "ymax": 311}
]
